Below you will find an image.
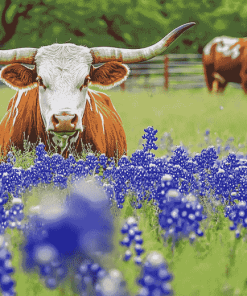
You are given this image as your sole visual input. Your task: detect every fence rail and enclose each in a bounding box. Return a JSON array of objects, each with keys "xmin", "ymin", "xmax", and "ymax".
[
  {"xmin": 119, "ymin": 54, "xmax": 205, "ymax": 91},
  {"xmin": 117, "ymin": 54, "xmax": 242, "ymax": 91}
]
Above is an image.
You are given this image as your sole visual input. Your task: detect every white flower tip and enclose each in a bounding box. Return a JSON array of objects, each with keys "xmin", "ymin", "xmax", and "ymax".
[{"xmin": 161, "ymin": 174, "xmax": 173, "ymax": 181}]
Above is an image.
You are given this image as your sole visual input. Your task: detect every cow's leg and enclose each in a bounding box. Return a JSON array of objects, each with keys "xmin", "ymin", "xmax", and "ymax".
[
  {"xmin": 242, "ymin": 80, "xmax": 247, "ymax": 94},
  {"xmin": 203, "ymin": 64, "xmax": 214, "ymax": 92},
  {"xmin": 212, "ymin": 80, "xmax": 219, "ymax": 92},
  {"xmin": 212, "ymin": 72, "xmax": 227, "ymax": 93},
  {"xmin": 212, "ymin": 80, "xmax": 228, "ymax": 93},
  {"xmin": 239, "ymin": 66, "xmax": 247, "ymax": 94},
  {"xmin": 240, "ymin": 71, "xmax": 247, "ymax": 94},
  {"xmin": 217, "ymin": 81, "xmax": 228, "ymax": 93}
]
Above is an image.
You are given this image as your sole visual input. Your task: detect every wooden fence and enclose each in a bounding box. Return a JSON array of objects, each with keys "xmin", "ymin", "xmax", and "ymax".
[
  {"xmin": 118, "ymin": 53, "xmax": 205, "ymax": 91},
  {"xmin": 116, "ymin": 53, "xmax": 242, "ymax": 91}
]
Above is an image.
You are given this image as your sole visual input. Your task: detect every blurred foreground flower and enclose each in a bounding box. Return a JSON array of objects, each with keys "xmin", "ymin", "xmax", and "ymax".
[
  {"xmin": 0, "ymin": 235, "xmax": 16, "ymax": 295},
  {"xmin": 20, "ymin": 176, "xmax": 114, "ymax": 290},
  {"xmin": 95, "ymin": 269, "xmax": 130, "ymax": 296}
]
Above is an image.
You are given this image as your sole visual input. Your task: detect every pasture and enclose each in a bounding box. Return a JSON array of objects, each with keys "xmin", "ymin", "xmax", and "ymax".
[{"xmin": 1, "ymin": 85, "xmax": 247, "ymax": 295}]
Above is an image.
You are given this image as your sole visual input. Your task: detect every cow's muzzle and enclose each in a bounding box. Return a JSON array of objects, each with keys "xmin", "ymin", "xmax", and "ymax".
[{"xmin": 52, "ymin": 113, "xmax": 79, "ymax": 132}]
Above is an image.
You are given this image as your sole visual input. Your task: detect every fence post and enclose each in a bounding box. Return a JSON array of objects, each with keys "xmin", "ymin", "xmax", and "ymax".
[
  {"xmin": 164, "ymin": 55, "xmax": 169, "ymax": 90},
  {"xmin": 120, "ymin": 82, "xmax": 125, "ymax": 91}
]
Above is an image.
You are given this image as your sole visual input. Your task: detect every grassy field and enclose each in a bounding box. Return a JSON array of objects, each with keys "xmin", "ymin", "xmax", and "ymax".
[
  {"xmin": 1, "ymin": 84, "xmax": 247, "ymax": 158},
  {"xmin": 1, "ymin": 85, "xmax": 247, "ymax": 295}
]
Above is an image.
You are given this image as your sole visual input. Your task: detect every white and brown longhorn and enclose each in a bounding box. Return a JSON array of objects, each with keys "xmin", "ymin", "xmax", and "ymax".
[
  {"xmin": 203, "ymin": 36, "xmax": 247, "ymax": 93},
  {"xmin": 0, "ymin": 22, "xmax": 195, "ymax": 159}
]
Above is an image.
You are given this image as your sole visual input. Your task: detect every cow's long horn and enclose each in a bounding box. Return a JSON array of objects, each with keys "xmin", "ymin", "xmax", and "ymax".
[
  {"xmin": 0, "ymin": 48, "xmax": 37, "ymax": 64},
  {"xmin": 90, "ymin": 22, "xmax": 195, "ymax": 64}
]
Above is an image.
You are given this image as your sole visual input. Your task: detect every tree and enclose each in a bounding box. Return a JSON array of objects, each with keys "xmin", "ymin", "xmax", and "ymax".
[
  {"xmin": 0, "ymin": 0, "xmax": 190, "ymax": 51},
  {"xmin": 0, "ymin": 0, "xmax": 246, "ymax": 53}
]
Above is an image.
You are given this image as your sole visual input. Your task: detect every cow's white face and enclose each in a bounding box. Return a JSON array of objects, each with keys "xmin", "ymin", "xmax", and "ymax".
[
  {"xmin": 35, "ymin": 44, "xmax": 93, "ymax": 150},
  {"xmin": 35, "ymin": 44, "xmax": 92, "ymax": 132}
]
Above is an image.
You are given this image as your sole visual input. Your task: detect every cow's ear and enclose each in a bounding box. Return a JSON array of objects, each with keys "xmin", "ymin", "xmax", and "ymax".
[
  {"xmin": 90, "ymin": 61, "xmax": 130, "ymax": 89},
  {"xmin": 0, "ymin": 64, "xmax": 38, "ymax": 91}
]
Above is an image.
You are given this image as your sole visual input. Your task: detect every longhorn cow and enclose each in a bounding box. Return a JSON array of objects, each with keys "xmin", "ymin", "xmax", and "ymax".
[
  {"xmin": 203, "ymin": 36, "xmax": 247, "ymax": 93},
  {"xmin": 0, "ymin": 22, "xmax": 195, "ymax": 160}
]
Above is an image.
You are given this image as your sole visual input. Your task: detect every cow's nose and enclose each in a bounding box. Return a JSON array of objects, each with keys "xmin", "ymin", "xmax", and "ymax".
[{"xmin": 52, "ymin": 113, "xmax": 78, "ymax": 132}]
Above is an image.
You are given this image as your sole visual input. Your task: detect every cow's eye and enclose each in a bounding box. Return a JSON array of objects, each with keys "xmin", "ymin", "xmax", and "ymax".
[
  {"xmin": 80, "ymin": 75, "xmax": 91, "ymax": 91},
  {"xmin": 36, "ymin": 76, "xmax": 47, "ymax": 89}
]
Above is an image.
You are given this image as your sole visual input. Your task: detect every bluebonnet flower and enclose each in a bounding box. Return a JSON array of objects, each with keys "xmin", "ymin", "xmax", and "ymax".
[
  {"xmin": 85, "ymin": 153, "xmax": 101, "ymax": 175},
  {"xmin": 155, "ymin": 174, "xmax": 179, "ymax": 210},
  {"xmin": 6, "ymin": 152, "xmax": 16, "ymax": 166},
  {"xmin": 73, "ymin": 260, "xmax": 107, "ymax": 295},
  {"xmin": 136, "ymin": 252, "xmax": 173, "ymax": 296},
  {"xmin": 120, "ymin": 217, "xmax": 144, "ymax": 265},
  {"xmin": 193, "ymin": 146, "xmax": 218, "ymax": 171},
  {"xmin": 7, "ymin": 198, "xmax": 24, "ymax": 230},
  {"xmin": 169, "ymin": 146, "xmax": 189, "ymax": 168},
  {"xmin": 217, "ymin": 145, "xmax": 221, "ymax": 155},
  {"xmin": 224, "ymin": 200, "xmax": 247, "ymax": 238},
  {"xmin": 98, "ymin": 154, "xmax": 108, "ymax": 170},
  {"xmin": 35, "ymin": 143, "xmax": 47, "ymax": 162},
  {"xmin": 142, "ymin": 126, "xmax": 158, "ymax": 153},
  {"xmin": 158, "ymin": 187, "xmax": 205, "ymax": 245}
]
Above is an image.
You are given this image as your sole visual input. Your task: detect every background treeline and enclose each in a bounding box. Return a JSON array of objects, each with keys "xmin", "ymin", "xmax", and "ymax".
[{"xmin": 0, "ymin": 0, "xmax": 246, "ymax": 53}]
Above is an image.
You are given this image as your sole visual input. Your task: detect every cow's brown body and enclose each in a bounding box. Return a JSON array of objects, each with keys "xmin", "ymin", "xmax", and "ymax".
[
  {"xmin": 203, "ymin": 36, "xmax": 247, "ymax": 93},
  {"xmin": 0, "ymin": 88, "xmax": 127, "ymax": 159}
]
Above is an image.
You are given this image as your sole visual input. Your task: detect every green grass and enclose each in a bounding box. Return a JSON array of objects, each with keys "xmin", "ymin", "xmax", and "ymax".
[
  {"xmin": 105, "ymin": 84, "xmax": 247, "ymax": 158},
  {"xmin": 2, "ymin": 85, "xmax": 247, "ymax": 295}
]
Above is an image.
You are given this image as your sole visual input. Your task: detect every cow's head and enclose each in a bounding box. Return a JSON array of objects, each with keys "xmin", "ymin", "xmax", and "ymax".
[{"xmin": 0, "ymin": 22, "xmax": 195, "ymax": 150}]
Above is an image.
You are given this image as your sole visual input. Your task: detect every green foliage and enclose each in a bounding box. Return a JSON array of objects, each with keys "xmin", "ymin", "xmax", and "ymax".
[{"xmin": 0, "ymin": 0, "xmax": 246, "ymax": 53}]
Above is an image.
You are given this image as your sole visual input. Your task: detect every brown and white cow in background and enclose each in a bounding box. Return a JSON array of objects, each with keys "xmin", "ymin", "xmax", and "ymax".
[
  {"xmin": 203, "ymin": 36, "xmax": 247, "ymax": 93},
  {"xmin": 0, "ymin": 22, "xmax": 195, "ymax": 160}
]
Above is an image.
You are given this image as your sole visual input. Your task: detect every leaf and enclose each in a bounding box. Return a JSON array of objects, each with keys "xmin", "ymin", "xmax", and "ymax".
[{"xmin": 5, "ymin": 4, "xmax": 18, "ymax": 24}]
